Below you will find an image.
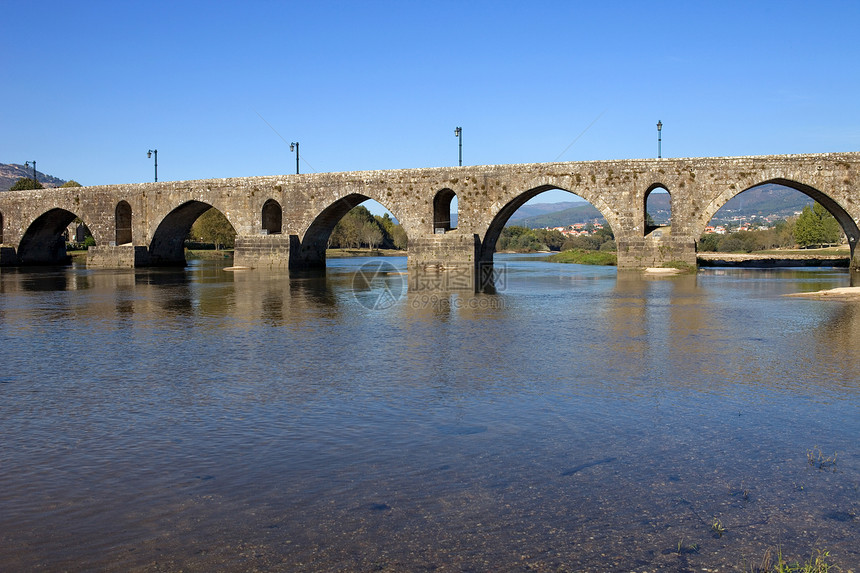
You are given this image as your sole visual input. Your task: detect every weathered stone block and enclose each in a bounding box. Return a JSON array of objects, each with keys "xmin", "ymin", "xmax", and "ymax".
[
  {"xmin": 87, "ymin": 245, "xmax": 149, "ymax": 268},
  {"xmin": 408, "ymin": 233, "xmax": 480, "ymax": 291},
  {"xmin": 233, "ymin": 234, "xmax": 294, "ymax": 269}
]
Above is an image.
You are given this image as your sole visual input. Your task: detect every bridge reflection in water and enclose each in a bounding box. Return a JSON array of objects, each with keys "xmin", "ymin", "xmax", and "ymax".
[{"xmin": 0, "ymin": 257, "xmax": 859, "ymax": 569}]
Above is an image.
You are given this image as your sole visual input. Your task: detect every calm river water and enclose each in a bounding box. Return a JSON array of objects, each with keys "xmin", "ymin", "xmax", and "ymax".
[{"xmin": 1, "ymin": 255, "xmax": 858, "ymax": 572}]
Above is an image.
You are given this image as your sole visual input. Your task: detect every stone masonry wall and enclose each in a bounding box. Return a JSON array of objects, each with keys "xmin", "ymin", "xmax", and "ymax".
[{"xmin": 0, "ymin": 153, "xmax": 858, "ymax": 272}]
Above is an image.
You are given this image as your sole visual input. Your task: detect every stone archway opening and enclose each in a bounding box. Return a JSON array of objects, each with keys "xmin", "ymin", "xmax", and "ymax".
[
  {"xmin": 480, "ymin": 185, "xmax": 616, "ymax": 266},
  {"xmin": 150, "ymin": 201, "xmax": 237, "ymax": 265},
  {"xmin": 645, "ymin": 184, "xmax": 671, "ymax": 236},
  {"xmin": 433, "ymin": 189, "xmax": 458, "ymax": 233},
  {"xmin": 17, "ymin": 208, "xmax": 87, "ymax": 265},
  {"xmin": 262, "ymin": 199, "xmax": 282, "ymax": 235},
  {"xmin": 696, "ymin": 180, "xmax": 856, "ymax": 262},
  {"xmin": 116, "ymin": 201, "xmax": 132, "ymax": 245},
  {"xmin": 295, "ymin": 195, "xmax": 408, "ymax": 270},
  {"xmin": 0, "ymin": 211, "xmax": 4, "ymax": 244}
]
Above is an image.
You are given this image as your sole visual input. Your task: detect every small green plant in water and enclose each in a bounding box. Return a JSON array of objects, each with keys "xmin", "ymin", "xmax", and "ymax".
[
  {"xmin": 807, "ymin": 445, "xmax": 838, "ymax": 471},
  {"xmin": 753, "ymin": 546, "xmax": 836, "ymax": 572},
  {"xmin": 712, "ymin": 517, "xmax": 726, "ymax": 538},
  {"xmin": 675, "ymin": 539, "xmax": 699, "ymax": 555}
]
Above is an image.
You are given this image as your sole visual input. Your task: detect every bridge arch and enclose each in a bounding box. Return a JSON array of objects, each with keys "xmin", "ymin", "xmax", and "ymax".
[
  {"xmin": 149, "ymin": 200, "xmax": 236, "ymax": 265},
  {"xmin": 262, "ymin": 199, "xmax": 282, "ymax": 235},
  {"xmin": 694, "ymin": 178, "xmax": 860, "ymax": 254},
  {"xmin": 115, "ymin": 201, "xmax": 132, "ymax": 245},
  {"xmin": 644, "ymin": 183, "xmax": 671, "ymax": 235},
  {"xmin": 479, "ymin": 184, "xmax": 620, "ymax": 264},
  {"xmin": 294, "ymin": 193, "xmax": 406, "ymax": 269},
  {"xmin": 18, "ymin": 208, "xmax": 86, "ymax": 265},
  {"xmin": 433, "ymin": 188, "xmax": 457, "ymax": 233}
]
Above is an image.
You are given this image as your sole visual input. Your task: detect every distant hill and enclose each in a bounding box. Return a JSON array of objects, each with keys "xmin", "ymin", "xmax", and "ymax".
[
  {"xmin": 713, "ymin": 183, "xmax": 812, "ymax": 221},
  {"xmin": 508, "ymin": 200, "xmax": 587, "ymax": 222},
  {"xmin": 0, "ymin": 163, "xmax": 66, "ymax": 190},
  {"xmin": 513, "ymin": 203, "xmax": 603, "ymax": 228},
  {"xmin": 509, "ymin": 183, "xmax": 814, "ymax": 229},
  {"xmin": 645, "ymin": 184, "xmax": 813, "ymax": 225}
]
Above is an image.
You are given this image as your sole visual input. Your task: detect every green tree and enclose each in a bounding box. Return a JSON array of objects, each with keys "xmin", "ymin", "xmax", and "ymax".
[
  {"xmin": 61, "ymin": 180, "xmax": 83, "ymax": 187},
  {"xmin": 562, "ymin": 235, "xmax": 601, "ymax": 251},
  {"xmin": 361, "ymin": 220, "xmax": 384, "ymax": 249},
  {"xmin": 389, "ymin": 224, "xmax": 408, "ymax": 250},
  {"xmin": 373, "ymin": 213, "xmax": 408, "ymax": 250},
  {"xmin": 794, "ymin": 203, "xmax": 842, "ymax": 247},
  {"xmin": 329, "ymin": 206, "xmax": 408, "ymax": 250},
  {"xmin": 698, "ymin": 233, "xmax": 721, "ymax": 252},
  {"xmin": 10, "ymin": 177, "xmax": 43, "ymax": 190},
  {"xmin": 532, "ymin": 228, "xmax": 567, "ymax": 251},
  {"xmin": 190, "ymin": 208, "xmax": 236, "ymax": 249}
]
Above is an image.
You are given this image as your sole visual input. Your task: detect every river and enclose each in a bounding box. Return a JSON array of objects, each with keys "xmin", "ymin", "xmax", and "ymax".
[{"xmin": 1, "ymin": 255, "xmax": 858, "ymax": 571}]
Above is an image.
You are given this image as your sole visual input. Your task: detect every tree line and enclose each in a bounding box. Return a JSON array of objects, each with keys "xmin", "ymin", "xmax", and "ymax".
[
  {"xmin": 698, "ymin": 203, "xmax": 843, "ymax": 253},
  {"xmin": 328, "ymin": 206, "xmax": 407, "ymax": 250},
  {"xmin": 497, "ymin": 224, "xmax": 616, "ymax": 253}
]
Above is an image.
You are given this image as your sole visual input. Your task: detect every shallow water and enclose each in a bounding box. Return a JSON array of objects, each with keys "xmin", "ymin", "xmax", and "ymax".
[{"xmin": 1, "ymin": 256, "xmax": 858, "ymax": 571}]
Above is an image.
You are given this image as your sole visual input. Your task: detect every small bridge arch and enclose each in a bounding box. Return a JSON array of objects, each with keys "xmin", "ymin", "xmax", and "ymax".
[
  {"xmin": 644, "ymin": 182, "xmax": 672, "ymax": 235},
  {"xmin": 262, "ymin": 199, "xmax": 282, "ymax": 235},
  {"xmin": 116, "ymin": 200, "xmax": 133, "ymax": 245},
  {"xmin": 433, "ymin": 188, "xmax": 457, "ymax": 233}
]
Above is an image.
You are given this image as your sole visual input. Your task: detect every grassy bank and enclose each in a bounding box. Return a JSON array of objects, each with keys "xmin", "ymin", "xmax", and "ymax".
[
  {"xmin": 186, "ymin": 249, "xmax": 233, "ymax": 260},
  {"xmin": 547, "ymin": 249, "xmax": 617, "ymax": 266}
]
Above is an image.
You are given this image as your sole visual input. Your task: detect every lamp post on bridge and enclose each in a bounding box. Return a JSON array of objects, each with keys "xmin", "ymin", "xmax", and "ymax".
[
  {"xmin": 290, "ymin": 142, "xmax": 300, "ymax": 174},
  {"xmin": 147, "ymin": 149, "xmax": 158, "ymax": 182},
  {"xmin": 24, "ymin": 160, "xmax": 37, "ymax": 186},
  {"xmin": 656, "ymin": 120, "xmax": 662, "ymax": 159},
  {"xmin": 454, "ymin": 127, "xmax": 462, "ymax": 166}
]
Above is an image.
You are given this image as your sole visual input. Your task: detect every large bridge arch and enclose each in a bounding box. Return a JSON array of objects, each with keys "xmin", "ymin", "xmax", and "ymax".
[
  {"xmin": 693, "ymin": 178, "xmax": 860, "ymax": 255},
  {"xmin": 17, "ymin": 208, "xmax": 88, "ymax": 265},
  {"xmin": 293, "ymin": 193, "xmax": 409, "ymax": 269},
  {"xmin": 149, "ymin": 200, "xmax": 237, "ymax": 265},
  {"xmin": 478, "ymin": 184, "xmax": 622, "ymax": 264}
]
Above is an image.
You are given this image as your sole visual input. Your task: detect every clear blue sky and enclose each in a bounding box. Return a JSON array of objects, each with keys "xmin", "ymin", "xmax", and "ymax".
[{"xmin": 3, "ymin": 0, "xmax": 859, "ymax": 206}]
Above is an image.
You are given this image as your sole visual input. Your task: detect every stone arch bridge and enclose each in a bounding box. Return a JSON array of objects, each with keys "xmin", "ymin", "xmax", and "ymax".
[{"xmin": 1, "ymin": 152, "xmax": 858, "ymax": 288}]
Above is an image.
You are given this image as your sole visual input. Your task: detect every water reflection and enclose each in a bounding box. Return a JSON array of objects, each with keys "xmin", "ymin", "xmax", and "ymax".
[{"xmin": 1, "ymin": 259, "xmax": 859, "ymax": 571}]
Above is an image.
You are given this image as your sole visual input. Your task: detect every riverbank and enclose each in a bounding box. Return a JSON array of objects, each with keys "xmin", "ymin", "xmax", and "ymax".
[
  {"xmin": 698, "ymin": 252, "xmax": 849, "ymax": 267},
  {"xmin": 326, "ymin": 248, "xmax": 407, "ymax": 258},
  {"xmin": 786, "ymin": 286, "xmax": 860, "ymax": 300},
  {"xmin": 186, "ymin": 249, "xmax": 233, "ymax": 260},
  {"xmin": 546, "ymin": 249, "xmax": 617, "ymax": 266}
]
